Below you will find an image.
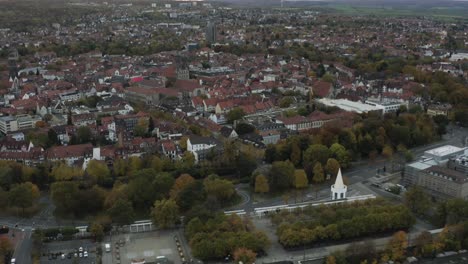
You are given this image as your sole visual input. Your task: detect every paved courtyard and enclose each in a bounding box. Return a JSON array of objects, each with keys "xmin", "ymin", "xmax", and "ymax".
[{"xmin": 102, "ymin": 230, "xmax": 184, "ymax": 264}]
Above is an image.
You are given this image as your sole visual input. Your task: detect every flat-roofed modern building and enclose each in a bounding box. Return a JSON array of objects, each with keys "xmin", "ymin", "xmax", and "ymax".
[
  {"xmin": 404, "ymin": 145, "xmax": 468, "ymax": 200},
  {"xmin": 0, "ymin": 115, "xmax": 41, "ymax": 134},
  {"xmin": 316, "ymin": 98, "xmax": 382, "ymax": 114},
  {"xmin": 365, "ymin": 99, "xmax": 408, "ymax": 114},
  {"xmin": 0, "ymin": 116, "xmax": 18, "ymax": 134}
]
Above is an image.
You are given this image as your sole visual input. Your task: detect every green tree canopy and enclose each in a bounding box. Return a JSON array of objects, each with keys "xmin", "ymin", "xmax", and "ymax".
[
  {"xmin": 268, "ymin": 160, "xmax": 295, "ymax": 192},
  {"xmin": 255, "ymin": 174, "xmax": 269, "ymax": 194},
  {"xmin": 86, "ymin": 160, "xmax": 111, "ymax": 185},
  {"xmin": 227, "ymin": 107, "xmax": 246, "ymax": 124},
  {"xmin": 127, "ymin": 168, "xmax": 159, "ymax": 212},
  {"xmin": 325, "ymin": 158, "xmax": 340, "ymax": 179},
  {"xmin": 303, "ymin": 144, "xmax": 330, "ymax": 169},
  {"xmin": 176, "ymin": 180, "xmax": 206, "ymax": 211},
  {"xmin": 50, "ymin": 162, "xmax": 83, "ymax": 181},
  {"xmin": 107, "ymin": 198, "xmax": 135, "ymax": 226},
  {"xmin": 151, "ymin": 198, "xmax": 179, "ymax": 229},
  {"xmin": 51, "ymin": 181, "xmax": 80, "ymax": 216},
  {"xmin": 90, "ymin": 221, "xmax": 104, "ymax": 242},
  {"xmin": 74, "ymin": 126, "xmax": 92, "ymax": 144},
  {"xmin": 203, "ymin": 175, "xmax": 236, "ymax": 204},
  {"xmin": 294, "ymin": 169, "xmax": 308, "ymax": 189},
  {"xmin": 404, "ymin": 186, "xmax": 430, "ymax": 216},
  {"xmin": 329, "ymin": 143, "xmax": 350, "ymax": 169},
  {"xmin": 313, "ymin": 162, "xmax": 325, "ymax": 183},
  {"xmin": 8, "ymin": 182, "xmax": 40, "ymax": 211}
]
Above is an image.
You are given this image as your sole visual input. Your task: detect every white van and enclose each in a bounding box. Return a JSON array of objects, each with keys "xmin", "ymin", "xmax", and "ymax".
[{"xmin": 105, "ymin": 243, "xmax": 111, "ymax": 252}]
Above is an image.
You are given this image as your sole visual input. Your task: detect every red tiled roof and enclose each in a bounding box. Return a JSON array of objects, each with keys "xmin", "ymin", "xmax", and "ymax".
[
  {"xmin": 131, "ymin": 137, "xmax": 156, "ymax": 146},
  {"xmin": 161, "ymin": 140, "xmax": 176, "ymax": 152},
  {"xmin": 313, "ymin": 81, "xmax": 332, "ymax": 98},
  {"xmin": 217, "ymin": 101, "xmax": 235, "ymax": 110},
  {"xmin": 203, "ymin": 98, "xmax": 218, "ymax": 107},
  {"xmin": 191, "ymin": 97, "xmax": 204, "ymax": 107},
  {"xmin": 174, "ymin": 80, "xmax": 201, "ymax": 92},
  {"xmin": 47, "ymin": 143, "xmax": 93, "ymax": 159},
  {"xmin": 11, "ymin": 98, "xmax": 38, "ymax": 110},
  {"xmin": 126, "ymin": 87, "xmax": 179, "ymax": 97}
]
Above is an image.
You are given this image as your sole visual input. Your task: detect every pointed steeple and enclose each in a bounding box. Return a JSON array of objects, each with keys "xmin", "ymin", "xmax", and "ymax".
[{"xmin": 334, "ymin": 168, "xmax": 345, "ymax": 189}]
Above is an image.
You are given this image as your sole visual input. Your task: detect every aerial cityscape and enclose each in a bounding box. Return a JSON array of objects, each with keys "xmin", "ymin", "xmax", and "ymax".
[{"xmin": 0, "ymin": 0, "xmax": 467, "ymax": 264}]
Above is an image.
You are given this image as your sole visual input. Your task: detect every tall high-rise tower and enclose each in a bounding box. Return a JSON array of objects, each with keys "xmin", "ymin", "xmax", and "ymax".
[
  {"xmin": 8, "ymin": 48, "xmax": 19, "ymax": 79},
  {"xmin": 206, "ymin": 21, "xmax": 217, "ymax": 44}
]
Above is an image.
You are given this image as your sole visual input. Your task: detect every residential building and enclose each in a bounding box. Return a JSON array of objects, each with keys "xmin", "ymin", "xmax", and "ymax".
[
  {"xmin": 187, "ymin": 135, "xmax": 221, "ymax": 162},
  {"xmin": 160, "ymin": 140, "xmax": 179, "ymax": 160},
  {"xmin": 107, "ymin": 112, "xmax": 150, "ymax": 142},
  {"xmin": 209, "ymin": 113, "xmax": 227, "ymax": 125},
  {"xmin": 59, "ymin": 90, "xmax": 83, "ymax": 102},
  {"xmin": 10, "ymin": 132, "xmax": 25, "ymax": 141},
  {"xmin": 220, "ymin": 127, "xmax": 238, "ymax": 139},
  {"xmin": 427, "ymin": 104, "xmax": 452, "ymax": 117},
  {"xmin": 260, "ymin": 130, "xmax": 281, "ymax": 145},
  {"xmin": 47, "ymin": 143, "xmax": 94, "ymax": 166},
  {"xmin": 72, "ymin": 113, "xmax": 96, "ymax": 127}
]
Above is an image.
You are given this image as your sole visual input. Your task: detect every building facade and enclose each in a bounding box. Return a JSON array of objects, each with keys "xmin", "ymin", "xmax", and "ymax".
[
  {"xmin": 206, "ymin": 21, "xmax": 217, "ymax": 44},
  {"xmin": 404, "ymin": 145, "xmax": 468, "ymax": 200}
]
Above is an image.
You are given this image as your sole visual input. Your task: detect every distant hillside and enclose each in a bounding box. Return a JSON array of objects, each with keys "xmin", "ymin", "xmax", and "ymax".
[{"xmin": 213, "ymin": 0, "xmax": 468, "ymax": 8}]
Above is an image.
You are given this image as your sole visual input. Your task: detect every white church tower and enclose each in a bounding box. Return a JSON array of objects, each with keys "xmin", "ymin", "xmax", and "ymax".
[{"xmin": 331, "ymin": 168, "xmax": 347, "ymax": 200}]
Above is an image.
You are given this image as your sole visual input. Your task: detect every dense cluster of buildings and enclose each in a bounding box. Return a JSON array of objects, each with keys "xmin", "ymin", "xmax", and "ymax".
[{"xmin": 0, "ymin": 3, "xmax": 466, "ymax": 169}]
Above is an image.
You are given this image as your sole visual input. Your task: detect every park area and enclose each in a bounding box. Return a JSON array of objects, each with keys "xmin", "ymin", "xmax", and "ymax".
[{"xmin": 270, "ymin": 198, "xmax": 415, "ymax": 249}]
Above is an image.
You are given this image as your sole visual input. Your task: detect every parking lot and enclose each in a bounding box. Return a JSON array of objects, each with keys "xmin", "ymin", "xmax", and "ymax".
[
  {"xmin": 102, "ymin": 230, "xmax": 183, "ymax": 264},
  {"xmin": 40, "ymin": 239, "xmax": 97, "ymax": 264}
]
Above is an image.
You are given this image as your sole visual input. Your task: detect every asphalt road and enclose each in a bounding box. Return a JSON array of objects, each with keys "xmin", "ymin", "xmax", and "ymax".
[
  {"xmin": 12, "ymin": 228, "xmax": 32, "ymax": 264},
  {"xmin": 2, "ymin": 196, "xmax": 88, "ymax": 264}
]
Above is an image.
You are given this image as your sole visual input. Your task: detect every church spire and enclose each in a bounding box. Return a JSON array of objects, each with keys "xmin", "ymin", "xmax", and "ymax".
[
  {"xmin": 331, "ymin": 167, "xmax": 347, "ymax": 200},
  {"xmin": 334, "ymin": 168, "xmax": 345, "ymax": 189}
]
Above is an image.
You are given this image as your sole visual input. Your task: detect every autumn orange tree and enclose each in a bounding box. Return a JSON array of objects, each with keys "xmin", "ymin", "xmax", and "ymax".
[
  {"xmin": 170, "ymin": 174, "xmax": 195, "ymax": 199},
  {"xmin": 385, "ymin": 231, "xmax": 408, "ymax": 262},
  {"xmin": 0, "ymin": 236, "xmax": 13, "ymax": 261},
  {"xmin": 233, "ymin": 247, "xmax": 256, "ymax": 264}
]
